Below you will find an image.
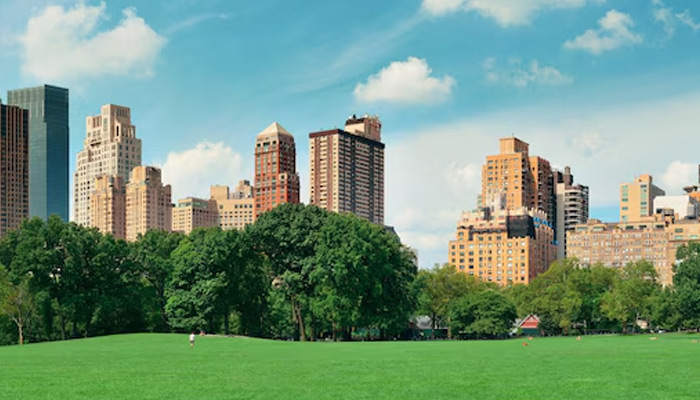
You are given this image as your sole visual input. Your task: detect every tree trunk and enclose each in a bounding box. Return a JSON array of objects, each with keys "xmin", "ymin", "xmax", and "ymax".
[
  {"xmin": 18, "ymin": 323, "xmax": 24, "ymax": 346},
  {"xmin": 224, "ymin": 310, "xmax": 230, "ymax": 335},
  {"xmin": 309, "ymin": 315, "xmax": 316, "ymax": 342},
  {"xmin": 59, "ymin": 312, "xmax": 66, "ymax": 341},
  {"xmin": 447, "ymin": 316, "xmax": 452, "ymax": 339},
  {"xmin": 290, "ymin": 297, "xmax": 306, "ymax": 342},
  {"xmin": 160, "ymin": 305, "xmax": 168, "ymax": 332},
  {"xmin": 431, "ymin": 313, "xmax": 436, "ymax": 340}
]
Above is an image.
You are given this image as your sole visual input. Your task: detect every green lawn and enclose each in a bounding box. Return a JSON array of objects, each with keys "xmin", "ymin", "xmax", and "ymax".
[{"xmin": 1, "ymin": 333, "xmax": 699, "ymax": 399}]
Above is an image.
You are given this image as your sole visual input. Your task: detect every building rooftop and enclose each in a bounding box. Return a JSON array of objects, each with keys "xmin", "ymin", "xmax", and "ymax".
[{"xmin": 258, "ymin": 122, "xmax": 292, "ymax": 138}]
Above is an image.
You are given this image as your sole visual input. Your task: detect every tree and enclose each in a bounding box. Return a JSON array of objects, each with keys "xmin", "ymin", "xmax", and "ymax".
[
  {"xmin": 651, "ymin": 286, "xmax": 682, "ymax": 331},
  {"xmin": 131, "ymin": 230, "xmax": 184, "ymax": 331},
  {"xmin": 450, "ymin": 290, "xmax": 517, "ymax": 339},
  {"xmin": 673, "ymin": 242, "xmax": 700, "ymax": 330},
  {"xmin": 601, "ymin": 261, "xmax": 659, "ymax": 333},
  {"xmin": 0, "ymin": 267, "xmax": 34, "ymax": 345},
  {"xmin": 247, "ymin": 204, "xmax": 329, "ymax": 341},
  {"xmin": 166, "ymin": 228, "xmax": 230, "ymax": 332},
  {"xmin": 416, "ymin": 264, "xmax": 476, "ymax": 338},
  {"xmin": 568, "ymin": 263, "xmax": 618, "ymax": 333},
  {"xmin": 529, "ymin": 259, "xmax": 583, "ymax": 335}
]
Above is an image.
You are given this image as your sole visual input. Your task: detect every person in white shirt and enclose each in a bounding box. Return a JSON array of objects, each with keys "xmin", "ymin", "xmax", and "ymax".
[{"xmin": 189, "ymin": 332, "xmax": 195, "ymax": 348}]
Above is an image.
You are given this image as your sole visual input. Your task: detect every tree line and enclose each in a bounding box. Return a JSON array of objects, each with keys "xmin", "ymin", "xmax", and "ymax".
[
  {"xmin": 3, "ymin": 204, "xmax": 700, "ymax": 346},
  {"xmin": 0, "ymin": 204, "xmax": 416, "ymax": 345},
  {"xmin": 418, "ymin": 244, "xmax": 700, "ymax": 338}
]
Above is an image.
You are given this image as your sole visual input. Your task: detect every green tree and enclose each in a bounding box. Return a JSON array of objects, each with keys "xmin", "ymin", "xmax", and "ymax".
[
  {"xmin": 529, "ymin": 259, "xmax": 583, "ymax": 335},
  {"xmin": 601, "ymin": 260, "xmax": 659, "ymax": 333},
  {"xmin": 450, "ymin": 290, "xmax": 517, "ymax": 339},
  {"xmin": 651, "ymin": 286, "xmax": 682, "ymax": 331},
  {"xmin": 247, "ymin": 204, "xmax": 329, "ymax": 341},
  {"xmin": 416, "ymin": 264, "xmax": 476, "ymax": 338},
  {"xmin": 568, "ymin": 263, "xmax": 618, "ymax": 333},
  {"xmin": 131, "ymin": 230, "xmax": 184, "ymax": 331},
  {"xmin": 673, "ymin": 242, "xmax": 700, "ymax": 330},
  {"xmin": 166, "ymin": 228, "xmax": 230, "ymax": 332},
  {"xmin": 0, "ymin": 267, "xmax": 34, "ymax": 345}
]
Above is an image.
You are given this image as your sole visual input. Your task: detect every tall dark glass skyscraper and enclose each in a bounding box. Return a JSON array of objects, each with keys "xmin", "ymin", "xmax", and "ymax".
[{"xmin": 7, "ymin": 85, "xmax": 69, "ymax": 221}]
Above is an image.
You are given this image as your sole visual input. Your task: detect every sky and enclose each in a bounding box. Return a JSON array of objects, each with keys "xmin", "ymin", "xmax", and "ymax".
[{"xmin": 1, "ymin": 0, "xmax": 700, "ymax": 269}]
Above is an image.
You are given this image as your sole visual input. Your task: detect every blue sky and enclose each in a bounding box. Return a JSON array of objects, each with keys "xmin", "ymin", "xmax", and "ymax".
[{"xmin": 1, "ymin": 0, "xmax": 700, "ymax": 268}]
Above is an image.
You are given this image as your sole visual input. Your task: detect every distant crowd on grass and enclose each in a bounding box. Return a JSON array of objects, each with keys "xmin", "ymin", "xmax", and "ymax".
[{"xmin": 1, "ymin": 203, "xmax": 700, "ymax": 346}]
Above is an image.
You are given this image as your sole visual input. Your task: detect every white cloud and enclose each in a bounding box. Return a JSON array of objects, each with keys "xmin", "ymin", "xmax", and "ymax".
[
  {"xmin": 386, "ymin": 91, "xmax": 700, "ymax": 268},
  {"xmin": 571, "ymin": 131, "xmax": 610, "ymax": 158},
  {"xmin": 652, "ymin": 0, "xmax": 700, "ymax": 37},
  {"xmin": 676, "ymin": 10, "xmax": 700, "ymax": 32},
  {"xmin": 20, "ymin": 2, "xmax": 166, "ymax": 81},
  {"xmin": 660, "ymin": 161, "xmax": 697, "ymax": 194},
  {"xmin": 421, "ymin": 0, "xmax": 603, "ymax": 27},
  {"xmin": 484, "ymin": 58, "xmax": 573, "ymax": 87},
  {"xmin": 564, "ymin": 10, "xmax": 643, "ymax": 54},
  {"xmin": 353, "ymin": 57, "xmax": 455, "ymax": 105},
  {"xmin": 652, "ymin": 0, "xmax": 675, "ymax": 37},
  {"xmin": 164, "ymin": 13, "xmax": 230, "ymax": 36},
  {"xmin": 160, "ymin": 142, "xmax": 245, "ymax": 202}
]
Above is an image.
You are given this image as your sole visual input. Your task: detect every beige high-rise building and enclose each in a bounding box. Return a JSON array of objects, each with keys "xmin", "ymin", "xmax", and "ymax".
[
  {"xmin": 448, "ymin": 207, "xmax": 556, "ymax": 286},
  {"xmin": 566, "ymin": 214, "xmax": 700, "ymax": 286},
  {"xmin": 482, "ymin": 137, "xmax": 535, "ymax": 212},
  {"xmin": 309, "ymin": 114, "xmax": 384, "ymax": 225},
  {"xmin": 126, "ymin": 166, "xmax": 172, "ymax": 241},
  {"xmin": 453, "ymin": 136, "xmax": 559, "ymax": 286},
  {"xmin": 210, "ymin": 180, "xmax": 255, "ymax": 230},
  {"xmin": 90, "ymin": 175, "xmax": 126, "ymax": 239},
  {"xmin": 0, "ymin": 102, "xmax": 29, "ymax": 237},
  {"xmin": 620, "ymin": 174, "xmax": 665, "ymax": 222},
  {"xmin": 172, "ymin": 197, "xmax": 218, "ymax": 235},
  {"xmin": 74, "ymin": 104, "xmax": 141, "ymax": 226}
]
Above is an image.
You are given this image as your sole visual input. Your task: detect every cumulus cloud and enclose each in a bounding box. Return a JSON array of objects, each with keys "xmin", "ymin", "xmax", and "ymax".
[
  {"xmin": 19, "ymin": 2, "xmax": 166, "ymax": 81},
  {"xmin": 660, "ymin": 161, "xmax": 697, "ymax": 194},
  {"xmin": 564, "ymin": 10, "xmax": 643, "ymax": 54},
  {"xmin": 353, "ymin": 57, "xmax": 455, "ymax": 105},
  {"xmin": 484, "ymin": 58, "xmax": 573, "ymax": 87},
  {"xmin": 421, "ymin": 0, "xmax": 602, "ymax": 27},
  {"xmin": 160, "ymin": 142, "xmax": 245, "ymax": 202}
]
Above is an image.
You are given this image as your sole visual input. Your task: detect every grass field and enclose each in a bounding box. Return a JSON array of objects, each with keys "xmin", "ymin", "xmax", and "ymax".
[{"xmin": 1, "ymin": 333, "xmax": 699, "ymax": 399}]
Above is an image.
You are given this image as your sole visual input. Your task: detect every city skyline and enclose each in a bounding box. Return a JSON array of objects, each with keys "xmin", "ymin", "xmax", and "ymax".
[{"xmin": 2, "ymin": 0, "xmax": 700, "ymax": 267}]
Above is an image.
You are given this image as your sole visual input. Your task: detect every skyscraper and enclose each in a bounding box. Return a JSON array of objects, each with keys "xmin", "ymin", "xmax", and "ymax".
[
  {"xmin": 7, "ymin": 85, "xmax": 69, "ymax": 221},
  {"xmin": 254, "ymin": 122, "xmax": 300, "ymax": 217},
  {"xmin": 620, "ymin": 174, "xmax": 665, "ymax": 222},
  {"xmin": 554, "ymin": 166, "xmax": 589, "ymax": 259},
  {"xmin": 450, "ymin": 136, "xmax": 557, "ymax": 285},
  {"xmin": 481, "ymin": 137, "xmax": 535, "ymax": 211},
  {"xmin": 0, "ymin": 102, "xmax": 29, "ymax": 236},
  {"xmin": 74, "ymin": 104, "xmax": 141, "ymax": 226},
  {"xmin": 309, "ymin": 114, "xmax": 385, "ymax": 225},
  {"xmin": 126, "ymin": 166, "xmax": 172, "ymax": 241}
]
